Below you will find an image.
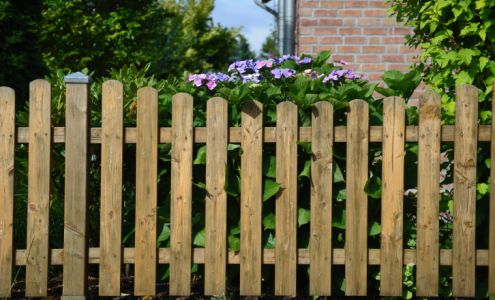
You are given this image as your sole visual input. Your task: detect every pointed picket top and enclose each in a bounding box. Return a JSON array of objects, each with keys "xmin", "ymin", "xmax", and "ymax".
[{"xmin": 64, "ymin": 72, "xmax": 92, "ymax": 84}]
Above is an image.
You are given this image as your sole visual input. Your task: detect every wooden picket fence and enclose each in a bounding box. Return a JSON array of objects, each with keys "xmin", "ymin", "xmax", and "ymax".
[{"xmin": 0, "ymin": 73, "xmax": 494, "ymax": 298}]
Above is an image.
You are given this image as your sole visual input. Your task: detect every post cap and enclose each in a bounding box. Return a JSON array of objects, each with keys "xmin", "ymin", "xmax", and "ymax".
[{"xmin": 64, "ymin": 72, "xmax": 92, "ymax": 84}]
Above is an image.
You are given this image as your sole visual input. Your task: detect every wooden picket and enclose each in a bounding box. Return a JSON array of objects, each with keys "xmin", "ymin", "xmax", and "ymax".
[
  {"xmin": 205, "ymin": 97, "xmax": 228, "ymax": 294},
  {"xmin": 239, "ymin": 100, "xmax": 263, "ymax": 295},
  {"xmin": 1, "ymin": 78, "xmax": 494, "ymax": 298},
  {"xmin": 0, "ymin": 87, "xmax": 15, "ymax": 298},
  {"xmin": 134, "ymin": 87, "xmax": 158, "ymax": 295},
  {"xmin": 309, "ymin": 102, "xmax": 333, "ymax": 296},
  {"xmin": 169, "ymin": 93, "xmax": 194, "ymax": 296},
  {"xmin": 452, "ymin": 85, "xmax": 478, "ymax": 297},
  {"xmin": 416, "ymin": 91, "xmax": 441, "ymax": 296},
  {"xmin": 380, "ymin": 96, "xmax": 405, "ymax": 296},
  {"xmin": 26, "ymin": 80, "xmax": 51, "ymax": 297},
  {"xmin": 275, "ymin": 101, "xmax": 298, "ymax": 296},
  {"xmin": 99, "ymin": 80, "xmax": 124, "ymax": 296},
  {"xmin": 345, "ymin": 99, "xmax": 369, "ymax": 296}
]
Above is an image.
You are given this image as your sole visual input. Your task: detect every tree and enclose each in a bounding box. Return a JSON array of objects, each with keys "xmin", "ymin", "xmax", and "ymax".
[
  {"xmin": 0, "ymin": 0, "xmax": 46, "ymax": 103},
  {"xmin": 39, "ymin": 0, "xmax": 241, "ymax": 77},
  {"xmin": 259, "ymin": 29, "xmax": 278, "ymax": 58},
  {"xmin": 389, "ymin": 0, "xmax": 495, "ymax": 120}
]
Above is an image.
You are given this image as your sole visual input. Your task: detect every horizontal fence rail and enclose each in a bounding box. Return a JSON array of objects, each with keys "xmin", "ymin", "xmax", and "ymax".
[{"xmin": 0, "ymin": 77, "xmax": 494, "ymax": 298}]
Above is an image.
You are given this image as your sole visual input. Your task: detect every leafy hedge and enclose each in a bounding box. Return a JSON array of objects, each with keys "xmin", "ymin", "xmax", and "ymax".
[{"xmin": 12, "ymin": 52, "xmax": 491, "ymax": 297}]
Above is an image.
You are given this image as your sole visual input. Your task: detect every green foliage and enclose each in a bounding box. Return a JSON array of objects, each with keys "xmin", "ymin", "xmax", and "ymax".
[
  {"xmin": 389, "ymin": 0, "xmax": 495, "ymax": 121},
  {"xmin": 39, "ymin": 0, "xmax": 240, "ymax": 77}
]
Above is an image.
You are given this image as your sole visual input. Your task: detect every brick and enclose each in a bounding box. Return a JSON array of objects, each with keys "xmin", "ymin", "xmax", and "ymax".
[
  {"xmin": 369, "ymin": 37, "xmax": 381, "ymax": 44},
  {"xmin": 314, "ymin": 45, "xmax": 338, "ymax": 53},
  {"xmin": 382, "ymin": 18, "xmax": 399, "ymax": 26},
  {"xmin": 356, "ymin": 55, "xmax": 380, "ymax": 63},
  {"xmin": 320, "ymin": 1, "xmax": 344, "ymax": 8},
  {"xmin": 357, "ymin": 18, "xmax": 382, "ymax": 26},
  {"xmin": 343, "ymin": 18, "xmax": 357, "ymax": 26},
  {"xmin": 338, "ymin": 45, "xmax": 361, "ymax": 53},
  {"xmin": 315, "ymin": 9, "xmax": 337, "ymax": 17},
  {"xmin": 338, "ymin": 9, "xmax": 362, "ymax": 17},
  {"xmin": 314, "ymin": 28, "xmax": 338, "ymax": 35},
  {"xmin": 364, "ymin": 9, "xmax": 389, "ymax": 17},
  {"xmin": 298, "ymin": 45, "xmax": 313, "ymax": 54},
  {"xmin": 332, "ymin": 55, "xmax": 356, "ymax": 63},
  {"xmin": 344, "ymin": 1, "xmax": 368, "ymax": 8},
  {"xmin": 399, "ymin": 45, "xmax": 419, "ymax": 53},
  {"xmin": 363, "ymin": 46, "xmax": 386, "ymax": 53},
  {"xmin": 299, "ymin": 0, "xmax": 319, "ymax": 8},
  {"xmin": 299, "ymin": 8, "xmax": 314, "ymax": 17},
  {"xmin": 339, "ymin": 27, "xmax": 362, "ymax": 35},
  {"xmin": 387, "ymin": 63, "xmax": 409, "ymax": 71},
  {"xmin": 382, "ymin": 36, "xmax": 405, "ymax": 44},
  {"xmin": 299, "ymin": 26, "xmax": 313, "ymax": 35},
  {"xmin": 320, "ymin": 36, "xmax": 344, "ymax": 44},
  {"xmin": 386, "ymin": 46, "xmax": 399, "ymax": 53},
  {"xmin": 363, "ymin": 28, "xmax": 389, "ymax": 35},
  {"xmin": 382, "ymin": 55, "xmax": 405, "ymax": 63},
  {"xmin": 300, "ymin": 36, "xmax": 318, "ymax": 44},
  {"xmin": 393, "ymin": 27, "xmax": 413, "ymax": 35},
  {"xmin": 319, "ymin": 19, "xmax": 343, "ymax": 26},
  {"xmin": 301, "ymin": 18, "xmax": 318, "ymax": 26},
  {"xmin": 369, "ymin": 1, "xmax": 389, "ymax": 8},
  {"xmin": 362, "ymin": 64, "xmax": 387, "ymax": 72},
  {"xmin": 368, "ymin": 73, "xmax": 383, "ymax": 81},
  {"xmin": 344, "ymin": 36, "xmax": 367, "ymax": 44}
]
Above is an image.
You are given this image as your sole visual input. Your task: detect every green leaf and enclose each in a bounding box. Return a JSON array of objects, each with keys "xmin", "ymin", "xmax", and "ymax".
[
  {"xmin": 193, "ymin": 145, "xmax": 206, "ymax": 164},
  {"xmin": 228, "ymin": 235, "xmax": 240, "ymax": 251},
  {"xmin": 299, "ymin": 160, "xmax": 311, "ymax": 179},
  {"xmin": 369, "ymin": 222, "xmax": 381, "ymax": 236},
  {"xmin": 157, "ymin": 223, "xmax": 170, "ymax": 244},
  {"xmin": 263, "ymin": 213, "xmax": 276, "ymax": 230},
  {"xmin": 264, "ymin": 156, "xmax": 277, "ymax": 178},
  {"xmin": 479, "ymin": 57, "xmax": 489, "ymax": 71},
  {"xmin": 298, "ymin": 208, "xmax": 311, "ymax": 227},
  {"xmin": 263, "ymin": 179, "xmax": 281, "ymax": 201},
  {"xmin": 336, "ymin": 188, "xmax": 346, "ymax": 202},
  {"xmin": 334, "ymin": 163, "xmax": 344, "ymax": 183},
  {"xmin": 364, "ymin": 174, "xmax": 382, "ymax": 199},
  {"xmin": 477, "ymin": 183, "xmax": 489, "ymax": 195},
  {"xmin": 193, "ymin": 229, "xmax": 205, "ymax": 247}
]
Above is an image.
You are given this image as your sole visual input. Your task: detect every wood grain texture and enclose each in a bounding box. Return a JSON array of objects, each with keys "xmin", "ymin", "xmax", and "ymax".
[
  {"xmin": 63, "ymin": 82, "xmax": 90, "ymax": 297},
  {"xmin": 15, "ymin": 124, "xmax": 494, "ymax": 144},
  {"xmin": 275, "ymin": 101, "xmax": 298, "ymax": 296},
  {"xmin": 205, "ymin": 98, "xmax": 228, "ymax": 295},
  {"xmin": 309, "ymin": 102, "xmax": 333, "ymax": 296},
  {"xmin": 416, "ymin": 91, "xmax": 441, "ymax": 297},
  {"xmin": 99, "ymin": 80, "xmax": 123, "ymax": 296},
  {"xmin": 452, "ymin": 84, "xmax": 478, "ymax": 297},
  {"xmin": 0, "ymin": 87, "xmax": 15, "ymax": 298},
  {"xmin": 26, "ymin": 80, "xmax": 51, "ymax": 297},
  {"xmin": 170, "ymin": 93, "xmax": 194, "ymax": 296},
  {"xmin": 491, "ymin": 81, "xmax": 495, "ymax": 297},
  {"xmin": 240, "ymin": 100, "xmax": 263, "ymax": 295},
  {"xmin": 345, "ymin": 99, "xmax": 369, "ymax": 296},
  {"xmin": 134, "ymin": 87, "xmax": 158, "ymax": 296},
  {"xmin": 380, "ymin": 97, "xmax": 405, "ymax": 296},
  {"xmin": 13, "ymin": 247, "xmax": 491, "ymax": 266}
]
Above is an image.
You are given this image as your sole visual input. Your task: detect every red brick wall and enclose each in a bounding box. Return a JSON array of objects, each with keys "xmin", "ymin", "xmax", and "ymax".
[{"xmin": 296, "ymin": 0, "xmax": 419, "ymax": 82}]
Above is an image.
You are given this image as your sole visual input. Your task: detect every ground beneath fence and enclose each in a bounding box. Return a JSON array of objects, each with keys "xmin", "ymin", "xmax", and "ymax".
[{"xmin": 9, "ymin": 277, "xmax": 372, "ymax": 299}]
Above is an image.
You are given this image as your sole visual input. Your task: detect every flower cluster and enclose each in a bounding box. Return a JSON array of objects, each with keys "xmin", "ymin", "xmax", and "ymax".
[
  {"xmin": 188, "ymin": 72, "xmax": 230, "ymax": 90},
  {"xmin": 187, "ymin": 54, "xmax": 364, "ymax": 90},
  {"xmin": 323, "ymin": 69, "xmax": 364, "ymax": 83}
]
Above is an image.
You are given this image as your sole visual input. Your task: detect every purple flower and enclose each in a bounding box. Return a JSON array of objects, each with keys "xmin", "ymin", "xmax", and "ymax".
[
  {"xmin": 188, "ymin": 72, "xmax": 231, "ymax": 90},
  {"xmin": 296, "ymin": 56, "xmax": 312, "ymax": 64},
  {"xmin": 271, "ymin": 68, "xmax": 296, "ymax": 79},
  {"xmin": 323, "ymin": 73, "xmax": 339, "ymax": 83},
  {"xmin": 255, "ymin": 59, "xmax": 274, "ymax": 69},
  {"xmin": 303, "ymin": 69, "xmax": 322, "ymax": 80}
]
